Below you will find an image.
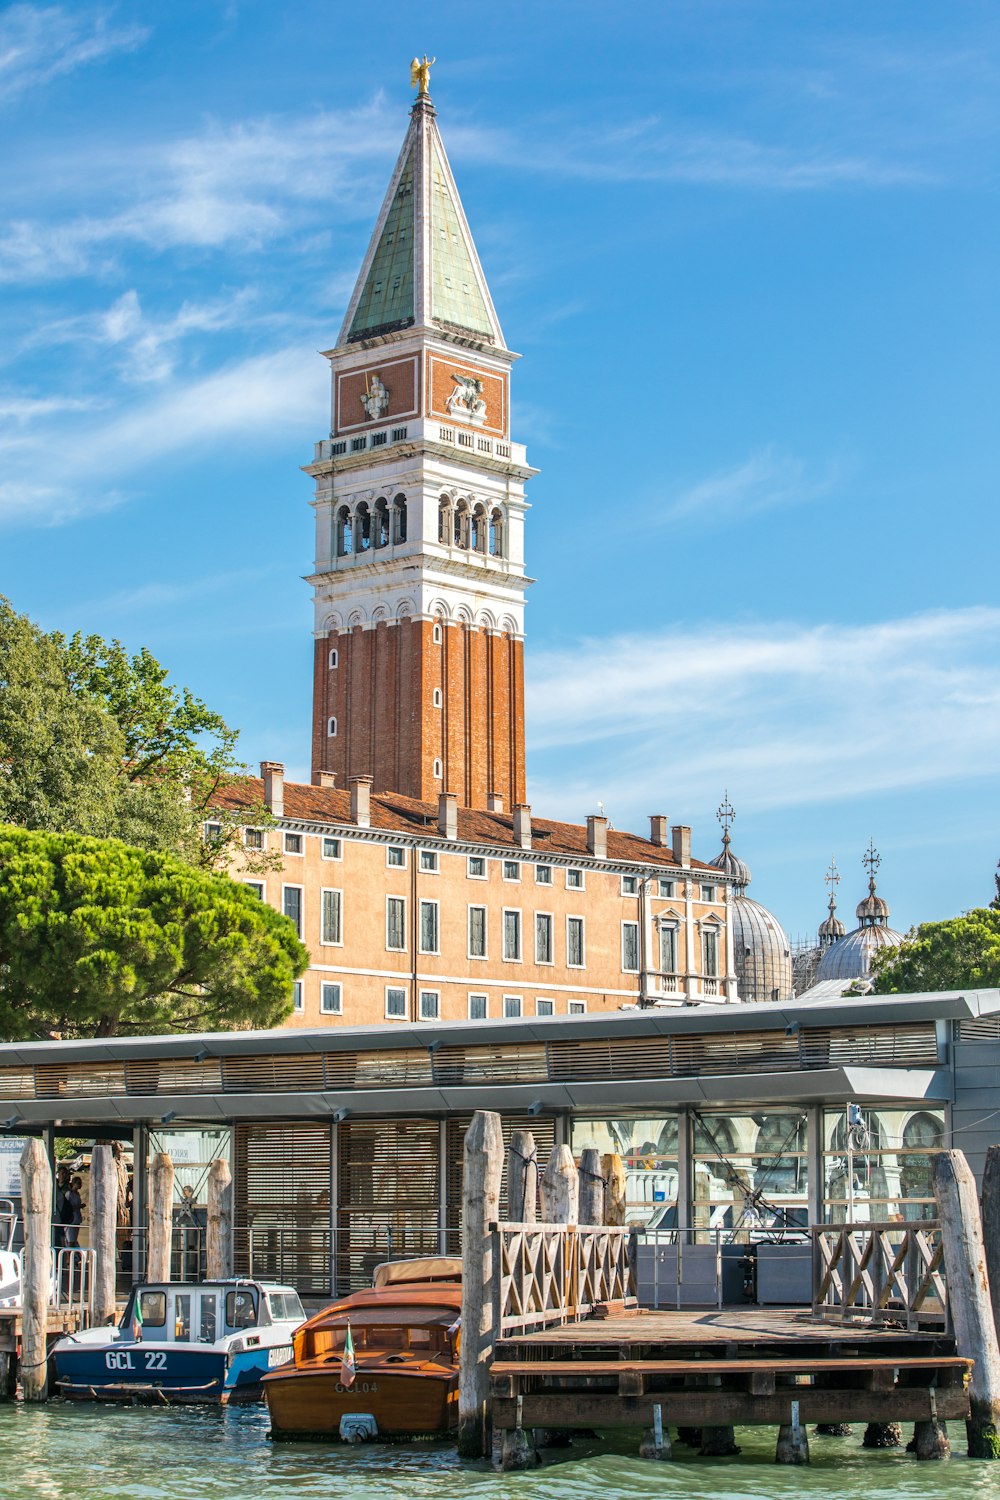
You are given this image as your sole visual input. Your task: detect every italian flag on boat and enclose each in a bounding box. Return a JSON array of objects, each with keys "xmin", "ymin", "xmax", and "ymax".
[
  {"xmin": 132, "ymin": 1298, "xmax": 143, "ymax": 1342},
  {"xmin": 340, "ymin": 1322, "xmax": 356, "ymax": 1387}
]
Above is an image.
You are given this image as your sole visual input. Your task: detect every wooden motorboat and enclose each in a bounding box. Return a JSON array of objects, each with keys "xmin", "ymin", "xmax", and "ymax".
[{"xmin": 264, "ymin": 1256, "xmax": 462, "ymax": 1441}]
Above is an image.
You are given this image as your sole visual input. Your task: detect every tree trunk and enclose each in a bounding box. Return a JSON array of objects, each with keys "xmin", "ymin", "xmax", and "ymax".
[
  {"xmin": 206, "ymin": 1159, "xmax": 233, "ymax": 1281},
  {"xmin": 457, "ymin": 1111, "xmax": 504, "ymax": 1458},
  {"xmin": 19, "ymin": 1139, "xmax": 51, "ymax": 1401},
  {"xmin": 89, "ymin": 1142, "xmax": 118, "ymax": 1325},
  {"xmin": 147, "ymin": 1152, "xmax": 174, "ymax": 1283},
  {"xmin": 933, "ymin": 1149, "xmax": 1000, "ymax": 1458}
]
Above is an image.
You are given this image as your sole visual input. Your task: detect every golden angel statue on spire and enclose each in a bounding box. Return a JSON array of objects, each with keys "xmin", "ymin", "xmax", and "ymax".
[{"xmin": 410, "ymin": 54, "xmax": 435, "ymax": 98}]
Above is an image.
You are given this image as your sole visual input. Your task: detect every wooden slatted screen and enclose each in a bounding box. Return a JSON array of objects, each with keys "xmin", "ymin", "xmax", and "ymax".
[
  {"xmin": 444, "ymin": 1112, "xmax": 558, "ymax": 1238},
  {"xmin": 233, "ymin": 1122, "xmax": 332, "ymax": 1293},
  {"xmin": 337, "ymin": 1118, "xmax": 440, "ymax": 1292}
]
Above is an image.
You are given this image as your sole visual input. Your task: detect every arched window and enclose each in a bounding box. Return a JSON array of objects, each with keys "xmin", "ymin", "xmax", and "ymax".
[
  {"xmin": 373, "ymin": 498, "xmax": 390, "ymax": 549},
  {"xmin": 336, "ymin": 506, "xmax": 353, "ymax": 557},
  {"xmin": 393, "ymin": 494, "xmax": 407, "ymax": 544},
  {"xmin": 489, "ymin": 508, "xmax": 504, "ymax": 557},
  {"xmin": 432, "ymin": 758, "xmax": 443, "ymax": 779},
  {"xmin": 355, "ymin": 502, "xmax": 371, "ymax": 553},
  {"xmin": 438, "ymin": 496, "xmax": 451, "ymax": 544},
  {"xmin": 433, "ymin": 688, "xmax": 442, "ymax": 708},
  {"xmin": 453, "ymin": 500, "xmax": 470, "ymax": 549},
  {"xmin": 433, "ymin": 621, "xmax": 443, "ymax": 645},
  {"xmin": 471, "ymin": 503, "xmax": 488, "ymax": 553},
  {"xmin": 327, "ymin": 717, "xmax": 337, "ymax": 737},
  {"xmin": 328, "ymin": 648, "xmax": 338, "ymax": 669}
]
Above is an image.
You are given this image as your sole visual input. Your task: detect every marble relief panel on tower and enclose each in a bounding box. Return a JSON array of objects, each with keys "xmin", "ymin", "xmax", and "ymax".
[
  {"xmin": 335, "ymin": 355, "xmax": 420, "ymax": 433},
  {"xmin": 426, "ymin": 353, "xmax": 507, "ymax": 436}
]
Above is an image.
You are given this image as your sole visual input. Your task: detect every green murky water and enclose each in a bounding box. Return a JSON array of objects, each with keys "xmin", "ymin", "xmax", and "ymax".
[{"xmin": 0, "ymin": 1404, "xmax": 996, "ymax": 1500}]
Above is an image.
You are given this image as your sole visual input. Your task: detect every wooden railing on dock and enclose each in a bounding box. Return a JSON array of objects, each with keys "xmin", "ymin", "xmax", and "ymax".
[
  {"xmin": 812, "ymin": 1220, "xmax": 947, "ymax": 1330},
  {"xmin": 494, "ymin": 1221, "xmax": 636, "ymax": 1334}
]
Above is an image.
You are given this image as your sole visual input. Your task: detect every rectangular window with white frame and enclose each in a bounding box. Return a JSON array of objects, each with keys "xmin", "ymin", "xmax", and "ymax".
[
  {"xmin": 701, "ymin": 884, "xmax": 717, "ymax": 902},
  {"xmin": 569, "ymin": 1000, "xmax": 587, "ymax": 1015},
  {"xmin": 320, "ymin": 888, "xmax": 343, "ymax": 946},
  {"xmin": 658, "ymin": 878, "xmax": 675, "ymax": 898},
  {"xmin": 566, "ymin": 867, "xmax": 584, "ymax": 890},
  {"xmin": 292, "ymin": 981, "xmax": 303, "ymax": 1012},
  {"xmin": 385, "ymin": 986, "xmax": 407, "ymax": 1020},
  {"xmin": 502, "ymin": 908, "xmax": 522, "ymax": 962},
  {"xmin": 468, "ymin": 993, "xmax": 488, "ymax": 1020},
  {"xmin": 419, "ymin": 899, "xmax": 439, "ymax": 955},
  {"xmin": 622, "ymin": 920, "xmax": 640, "ymax": 973},
  {"xmin": 468, "ymin": 905, "xmax": 487, "ymax": 959},
  {"xmin": 621, "ymin": 874, "xmax": 639, "ymax": 896},
  {"xmin": 386, "ymin": 895, "xmax": 406, "ymax": 951},
  {"xmin": 534, "ymin": 912, "xmax": 553, "ymax": 965},
  {"xmin": 420, "ymin": 849, "xmax": 439, "ymax": 873},
  {"xmin": 244, "ymin": 827, "xmax": 264, "ymax": 850},
  {"xmin": 244, "ymin": 880, "xmax": 264, "ymax": 900},
  {"xmin": 320, "ymin": 982, "xmax": 342, "ymax": 1015},
  {"xmin": 322, "ymin": 836, "xmax": 342, "ymax": 860},
  {"xmin": 284, "ymin": 832, "xmax": 303, "ymax": 855},
  {"xmin": 502, "ymin": 859, "xmax": 520, "ymax": 882},
  {"xmin": 534, "ymin": 864, "xmax": 552, "ymax": 885},
  {"xmin": 535, "ymin": 998, "xmax": 555, "ymax": 1016},
  {"xmin": 282, "ymin": 885, "xmax": 303, "ymax": 938},
  {"xmin": 659, "ymin": 923, "xmax": 678, "ymax": 974},
  {"xmin": 702, "ymin": 927, "xmax": 719, "ymax": 977},
  {"xmin": 566, "ymin": 915, "xmax": 585, "ymax": 968},
  {"xmin": 419, "ymin": 989, "xmax": 440, "ymax": 1021},
  {"xmin": 386, "ymin": 845, "xmax": 406, "ymax": 868},
  {"xmin": 503, "ymin": 994, "xmax": 522, "ymax": 1018},
  {"xmin": 467, "ymin": 855, "xmax": 487, "ymax": 879}
]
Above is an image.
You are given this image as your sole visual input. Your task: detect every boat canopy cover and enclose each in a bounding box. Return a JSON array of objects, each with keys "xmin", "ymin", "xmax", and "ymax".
[{"xmin": 373, "ymin": 1257, "xmax": 462, "ymax": 1288}]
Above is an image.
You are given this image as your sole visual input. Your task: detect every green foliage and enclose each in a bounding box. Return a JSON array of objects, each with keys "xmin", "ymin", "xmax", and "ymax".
[
  {"xmin": 0, "ymin": 826, "xmax": 308, "ymax": 1040},
  {"xmin": 0, "ymin": 598, "xmax": 275, "ymax": 873},
  {"xmin": 871, "ymin": 906, "xmax": 1000, "ymax": 994}
]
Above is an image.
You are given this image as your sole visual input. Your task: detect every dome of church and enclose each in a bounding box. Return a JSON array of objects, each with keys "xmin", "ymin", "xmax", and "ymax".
[
  {"xmin": 819, "ymin": 896, "xmax": 846, "ymax": 945},
  {"xmin": 815, "ymin": 846, "xmax": 904, "ymax": 984},
  {"xmin": 710, "ymin": 803, "xmax": 792, "ymax": 1002}
]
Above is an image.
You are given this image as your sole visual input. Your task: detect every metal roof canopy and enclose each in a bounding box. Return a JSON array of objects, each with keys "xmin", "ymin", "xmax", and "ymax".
[{"xmin": 0, "ymin": 987, "xmax": 995, "ymax": 1069}]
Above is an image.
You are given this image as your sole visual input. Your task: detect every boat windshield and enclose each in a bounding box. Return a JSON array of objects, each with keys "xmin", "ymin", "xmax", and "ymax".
[
  {"xmin": 303, "ymin": 1321, "xmax": 448, "ymax": 1361},
  {"xmin": 267, "ymin": 1290, "xmax": 304, "ymax": 1322},
  {"xmin": 226, "ymin": 1288, "xmax": 258, "ymax": 1330}
]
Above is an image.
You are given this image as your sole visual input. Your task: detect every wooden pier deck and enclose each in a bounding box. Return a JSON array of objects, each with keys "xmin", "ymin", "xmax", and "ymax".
[{"xmin": 490, "ymin": 1308, "xmax": 971, "ymax": 1432}]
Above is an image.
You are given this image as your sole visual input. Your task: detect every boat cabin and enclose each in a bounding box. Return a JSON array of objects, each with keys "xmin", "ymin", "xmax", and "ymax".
[
  {"xmin": 294, "ymin": 1286, "xmax": 461, "ymax": 1369},
  {"xmin": 124, "ymin": 1281, "xmax": 304, "ymax": 1344}
]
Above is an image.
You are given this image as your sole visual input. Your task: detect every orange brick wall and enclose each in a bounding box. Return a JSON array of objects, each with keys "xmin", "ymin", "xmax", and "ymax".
[{"xmin": 312, "ymin": 620, "xmax": 525, "ymax": 809}]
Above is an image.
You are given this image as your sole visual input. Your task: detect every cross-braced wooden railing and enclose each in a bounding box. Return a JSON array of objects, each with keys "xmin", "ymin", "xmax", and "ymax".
[
  {"xmin": 493, "ymin": 1221, "xmax": 637, "ymax": 1335},
  {"xmin": 812, "ymin": 1220, "xmax": 948, "ymax": 1330}
]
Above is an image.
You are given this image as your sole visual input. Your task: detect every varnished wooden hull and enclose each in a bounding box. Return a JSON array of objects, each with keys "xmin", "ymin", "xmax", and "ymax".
[{"xmin": 265, "ymin": 1364, "xmax": 459, "ymax": 1440}]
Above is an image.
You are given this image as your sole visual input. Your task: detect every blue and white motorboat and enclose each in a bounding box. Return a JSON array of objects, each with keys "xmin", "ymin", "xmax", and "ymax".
[{"xmin": 52, "ymin": 1279, "xmax": 305, "ymax": 1402}]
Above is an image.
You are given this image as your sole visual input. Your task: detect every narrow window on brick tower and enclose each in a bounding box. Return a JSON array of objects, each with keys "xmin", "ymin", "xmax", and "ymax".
[
  {"xmin": 433, "ymin": 622, "xmax": 443, "ymax": 645},
  {"xmin": 328, "ymin": 648, "xmax": 338, "ymax": 669},
  {"xmin": 327, "ymin": 717, "xmax": 337, "ymax": 737},
  {"xmin": 393, "ymin": 493, "xmax": 407, "ymax": 543},
  {"xmin": 336, "ymin": 506, "xmax": 353, "ymax": 556},
  {"xmin": 432, "ymin": 757, "xmax": 443, "ymax": 779},
  {"xmin": 433, "ymin": 688, "xmax": 442, "ymax": 708}
]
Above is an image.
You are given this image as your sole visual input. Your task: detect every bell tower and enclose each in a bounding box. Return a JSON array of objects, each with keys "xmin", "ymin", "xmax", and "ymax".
[{"xmin": 307, "ymin": 65, "xmax": 535, "ymax": 810}]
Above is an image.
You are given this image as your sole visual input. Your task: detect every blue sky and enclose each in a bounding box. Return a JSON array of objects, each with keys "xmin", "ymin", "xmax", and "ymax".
[{"xmin": 2, "ymin": 1, "xmax": 998, "ymax": 942}]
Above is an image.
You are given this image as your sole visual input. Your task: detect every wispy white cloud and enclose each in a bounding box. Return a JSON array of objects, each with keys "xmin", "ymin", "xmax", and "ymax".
[
  {"xmin": 663, "ymin": 445, "xmax": 843, "ymax": 523},
  {"xmin": 525, "ymin": 607, "xmax": 1000, "ymax": 824},
  {"xmin": 0, "ymin": 343, "xmax": 327, "ymax": 526},
  {"xmin": 0, "ymin": 4, "xmax": 148, "ymax": 103}
]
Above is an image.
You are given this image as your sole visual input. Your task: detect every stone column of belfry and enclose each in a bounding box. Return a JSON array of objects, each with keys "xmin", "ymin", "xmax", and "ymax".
[{"xmin": 306, "ymin": 67, "xmax": 536, "ymax": 811}]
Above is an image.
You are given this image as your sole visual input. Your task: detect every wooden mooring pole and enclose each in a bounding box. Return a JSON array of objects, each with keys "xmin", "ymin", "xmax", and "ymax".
[
  {"xmin": 981, "ymin": 1144, "xmax": 1000, "ymax": 1343},
  {"xmin": 578, "ymin": 1148, "xmax": 604, "ymax": 1226},
  {"xmin": 601, "ymin": 1153, "xmax": 626, "ymax": 1226},
  {"xmin": 934, "ymin": 1148, "xmax": 1000, "ymax": 1459},
  {"xmin": 458, "ymin": 1110, "xmax": 504, "ymax": 1459},
  {"xmin": 19, "ymin": 1139, "xmax": 51, "ymax": 1401},
  {"xmin": 539, "ymin": 1145, "xmax": 578, "ymax": 1225},
  {"xmin": 90, "ymin": 1142, "xmax": 119, "ymax": 1325},
  {"xmin": 507, "ymin": 1130, "xmax": 537, "ymax": 1224},
  {"xmin": 147, "ymin": 1152, "xmax": 174, "ymax": 1283},
  {"xmin": 206, "ymin": 1159, "xmax": 233, "ymax": 1281}
]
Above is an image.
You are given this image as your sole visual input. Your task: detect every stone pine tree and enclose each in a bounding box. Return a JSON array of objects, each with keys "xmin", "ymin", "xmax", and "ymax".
[
  {"xmin": 871, "ymin": 904, "xmax": 1000, "ymax": 994},
  {"xmin": 0, "ymin": 826, "xmax": 309, "ymax": 1040}
]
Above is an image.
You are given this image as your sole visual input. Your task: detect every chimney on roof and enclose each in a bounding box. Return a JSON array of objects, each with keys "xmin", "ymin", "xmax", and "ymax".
[
  {"xmin": 438, "ymin": 791, "xmax": 458, "ymax": 841},
  {"xmin": 260, "ymin": 761, "xmax": 284, "ymax": 818},
  {"xmin": 349, "ymin": 775, "xmax": 373, "ymax": 829},
  {"xmin": 313, "ymin": 771, "xmax": 337, "ymax": 789},
  {"xmin": 671, "ymin": 824, "xmax": 691, "ymax": 866},
  {"xmin": 514, "ymin": 804, "xmax": 532, "ymax": 850},
  {"xmin": 649, "ymin": 815, "xmax": 668, "ymax": 847},
  {"xmin": 587, "ymin": 814, "xmax": 608, "ymax": 861},
  {"xmin": 487, "ymin": 790, "xmax": 504, "ymax": 814}
]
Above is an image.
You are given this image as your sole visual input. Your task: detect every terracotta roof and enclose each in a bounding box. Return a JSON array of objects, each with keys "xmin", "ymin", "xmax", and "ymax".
[{"xmin": 212, "ymin": 776, "xmax": 721, "ymax": 872}]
